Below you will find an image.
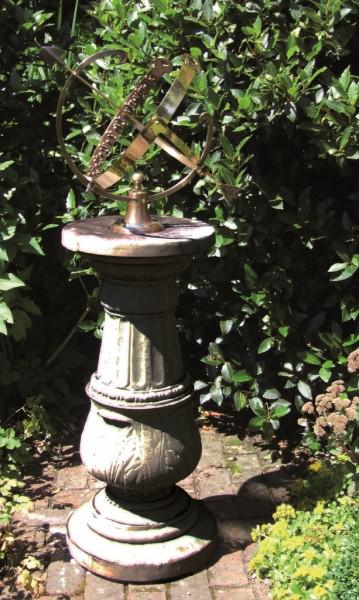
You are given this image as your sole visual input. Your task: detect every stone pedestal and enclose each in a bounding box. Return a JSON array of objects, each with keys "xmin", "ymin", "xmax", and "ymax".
[{"xmin": 61, "ymin": 215, "xmax": 217, "ymax": 582}]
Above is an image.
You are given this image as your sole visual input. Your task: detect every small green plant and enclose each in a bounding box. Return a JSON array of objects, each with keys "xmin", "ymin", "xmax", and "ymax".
[
  {"xmin": 16, "ymin": 555, "xmax": 45, "ymax": 597},
  {"xmin": 250, "ymin": 498, "xmax": 359, "ymax": 600},
  {"xmin": 0, "ymin": 427, "xmax": 32, "ymax": 562},
  {"xmin": 289, "ymin": 459, "xmax": 352, "ymax": 509},
  {"xmin": 0, "ymin": 400, "xmax": 54, "ymax": 568}
]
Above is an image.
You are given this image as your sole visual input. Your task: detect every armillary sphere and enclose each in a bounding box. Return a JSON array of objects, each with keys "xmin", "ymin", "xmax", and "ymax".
[{"xmin": 42, "ymin": 47, "xmax": 214, "ymax": 233}]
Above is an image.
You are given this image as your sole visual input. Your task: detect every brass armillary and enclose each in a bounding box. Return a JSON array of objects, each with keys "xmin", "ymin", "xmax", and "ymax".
[{"xmin": 43, "ymin": 47, "xmax": 215, "ymax": 233}]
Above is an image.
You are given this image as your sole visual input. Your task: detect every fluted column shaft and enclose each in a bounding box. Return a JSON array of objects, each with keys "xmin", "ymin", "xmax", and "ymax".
[{"xmin": 80, "ymin": 255, "xmax": 201, "ymax": 500}]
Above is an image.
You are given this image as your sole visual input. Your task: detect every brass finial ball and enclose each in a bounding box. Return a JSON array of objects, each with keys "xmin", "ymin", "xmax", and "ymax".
[{"xmin": 132, "ymin": 172, "xmax": 145, "ymax": 191}]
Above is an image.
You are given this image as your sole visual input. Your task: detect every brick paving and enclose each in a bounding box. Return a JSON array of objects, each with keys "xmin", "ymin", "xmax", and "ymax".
[{"xmin": 8, "ymin": 425, "xmax": 294, "ymax": 599}]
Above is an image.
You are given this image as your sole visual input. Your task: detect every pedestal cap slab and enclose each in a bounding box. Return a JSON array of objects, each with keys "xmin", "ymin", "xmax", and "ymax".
[{"xmin": 62, "ymin": 215, "xmax": 215, "ymax": 258}]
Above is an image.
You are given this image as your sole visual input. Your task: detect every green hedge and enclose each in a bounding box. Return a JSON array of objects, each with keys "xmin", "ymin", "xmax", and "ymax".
[{"xmin": 1, "ymin": 0, "xmax": 359, "ymax": 437}]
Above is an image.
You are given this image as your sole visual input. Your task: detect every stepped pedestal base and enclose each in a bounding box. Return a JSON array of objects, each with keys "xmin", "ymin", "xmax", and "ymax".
[{"xmin": 67, "ymin": 487, "xmax": 217, "ymax": 582}]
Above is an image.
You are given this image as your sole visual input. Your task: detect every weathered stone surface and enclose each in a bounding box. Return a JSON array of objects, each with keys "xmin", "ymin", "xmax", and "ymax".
[
  {"xmin": 46, "ymin": 560, "xmax": 85, "ymax": 596},
  {"xmin": 263, "ymin": 468, "xmax": 293, "ymax": 505},
  {"xmin": 13, "ymin": 508, "xmax": 70, "ymax": 526},
  {"xmin": 127, "ymin": 586, "xmax": 167, "ymax": 600},
  {"xmin": 56, "ymin": 465, "xmax": 88, "ymax": 490},
  {"xmin": 127, "ymin": 584, "xmax": 166, "ymax": 592},
  {"xmin": 204, "ymin": 499, "xmax": 239, "ymax": 521},
  {"xmin": 62, "ymin": 215, "xmax": 215, "ymax": 259},
  {"xmin": 84, "ymin": 572, "xmax": 125, "ymax": 599},
  {"xmin": 170, "ymin": 570, "xmax": 211, "ymax": 600},
  {"xmin": 16, "ymin": 526, "xmax": 46, "ymax": 546},
  {"xmin": 48, "ymin": 524, "xmax": 67, "ymax": 538},
  {"xmin": 51, "ymin": 489, "xmax": 92, "ymax": 509},
  {"xmin": 208, "ymin": 550, "xmax": 249, "ymax": 587},
  {"xmin": 196, "ymin": 467, "xmax": 235, "ymax": 499},
  {"xmin": 236, "ymin": 481, "xmax": 275, "ymax": 518},
  {"xmin": 198, "ymin": 432, "xmax": 225, "ymax": 469},
  {"xmin": 178, "ymin": 474, "xmax": 196, "ymax": 497},
  {"xmin": 213, "ymin": 588, "xmax": 255, "ymax": 600},
  {"xmin": 233, "ymin": 454, "xmax": 263, "ymax": 480},
  {"xmin": 217, "ymin": 519, "xmax": 260, "ymax": 549},
  {"xmin": 87, "ymin": 474, "xmax": 105, "ymax": 490},
  {"xmin": 268, "ymin": 485, "xmax": 290, "ymax": 505},
  {"xmin": 243, "ymin": 542, "xmax": 258, "ymax": 565},
  {"xmin": 223, "ymin": 436, "xmax": 257, "ymax": 454},
  {"xmin": 253, "ymin": 580, "xmax": 270, "ymax": 599}
]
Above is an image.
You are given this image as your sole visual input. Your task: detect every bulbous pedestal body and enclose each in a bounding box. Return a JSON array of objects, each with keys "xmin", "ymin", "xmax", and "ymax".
[{"xmin": 61, "ymin": 216, "xmax": 217, "ymax": 582}]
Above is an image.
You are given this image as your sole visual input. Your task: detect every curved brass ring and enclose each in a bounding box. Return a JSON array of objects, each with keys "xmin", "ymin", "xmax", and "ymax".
[
  {"xmin": 150, "ymin": 112, "xmax": 214, "ymax": 201},
  {"xmin": 56, "ymin": 49, "xmax": 129, "ymax": 201}
]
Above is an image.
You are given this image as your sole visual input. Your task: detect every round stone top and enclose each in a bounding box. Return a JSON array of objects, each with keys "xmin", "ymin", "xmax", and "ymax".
[{"xmin": 62, "ymin": 215, "xmax": 215, "ymax": 258}]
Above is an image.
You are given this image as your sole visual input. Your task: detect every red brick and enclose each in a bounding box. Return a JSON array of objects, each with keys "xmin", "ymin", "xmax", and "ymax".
[
  {"xmin": 236, "ymin": 482, "xmax": 274, "ymax": 518},
  {"xmin": 217, "ymin": 519, "xmax": 261, "ymax": 549},
  {"xmin": 198, "ymin": 432, "xmax": 225, "ymax": 468},
  {"xmin": 127, "ymin": 586, "xmax": 166, "ymax": 600},
  {"xmin": 46, "ymin": 560, "xmax": 85, "ymax": 596},
  {"xmin": 204, "ymin": 499, "xmax": 239, "ymax": 521},
  {"xmin": 213, "ymin": 588, "xmax": 255, "ymax": 600},
  {"xmin": 253, "ymin": 580, "xmax": 270, "ymax": 599},
  {"xmin": 196, "ymin": 467, "xmax": 235, "ymax": 499},
  {"xmin": 84, "ymin": 571, "xmax": 125, "ymax": 599},
  {"xmin": 170, "ymin": 570, "xmax": 211, "ymax": 600},
  {"xmin": 178, "ymin": 475, "xmax": 196, "ymax": 497},
  {"xmin": 51, "ymin": 489, "xmax": 92, "ymax": 509},
  {"xmin": 13, "ymin": 508, "xmax": 70, "ymax": 527},
  {"xmin": 57, "ymin": 465, "xmax": 88, "ymax": 490},
  {"xmin": 243, "ymin": 542, "xmax": 257, "ymax": 565},
  {"xmin": 87, "ymin": 474, "xmax": 105, "ymax": 490},
  {"xmin": 209, "ymin": 550, "xmax": 249, "ymax": 587},
  {"xmin": 34, "ymin": 497, "xmax": 50, "ymax": 510},
  {"xmin": 235, "ymin": 454, "xmax": 263, "ymax": 479}
]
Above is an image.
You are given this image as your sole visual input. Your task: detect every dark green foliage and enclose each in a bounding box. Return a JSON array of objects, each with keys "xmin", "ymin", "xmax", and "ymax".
[
  {"xmin": 0, "ymin": 0, "xmax": 95, "ymax": 420},
  {"xmin": 1, "ymin": 0, "xmax": 359, "ymax": 439}
]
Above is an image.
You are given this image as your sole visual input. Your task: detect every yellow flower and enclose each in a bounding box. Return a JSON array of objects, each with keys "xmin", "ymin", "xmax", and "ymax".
[
  {"xmin": 323, "ymin": 548, "xmax": 335, "ymax": 560},
  {"xmin": 271, "ymin": 520, "xmax": 288, "ymax": 538},
  {"xmin": 273, "ymin": 503, "xmax": 296, "ymax": 521},
  {"xmin": 314, "ymin": 501, "xmax": 325, "ymax": 515},
  {"xmin": 303, "ymin": 548, "xmax": 316, "ymax": 560},
  {"xmin": 338, "ymin": 496, "xmax": 355, "ymax": 506},
  {"xmin": 283, "ymin": 535, "xmax": 305, "ymax": 550},
  {"xmin": 251, "ymin": 522, "xmax": 272, "ymax": 542},
  {"xmin": 310, "ymin": 565, "xmax": 326, "ymax": 580},
  {"xmin": 294, "ymin": 564, "xmax": 326, "ymax": 581},
  {"xmin": 309, "ymin": 460, "xmax": 322, "ymax": 472},
  {"xmin": 313, "ymin": 585, "xmax": 327, "ymax": 598},
  {"xmin": 294, "ymin": 565, "xmax": 310, "ymax": 578},
  {"xmin": 332, "ymin": 522, "xmax": 345, "ymax": 532},
  {"xmin": 326, "ymin": 580, "xmax": 335, "ymax": 590}
]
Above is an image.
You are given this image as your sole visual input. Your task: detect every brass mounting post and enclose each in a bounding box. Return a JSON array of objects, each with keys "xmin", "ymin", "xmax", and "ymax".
[{"xmin": 111, "ymin": 173, "xmax": 164, "ymax": 235}]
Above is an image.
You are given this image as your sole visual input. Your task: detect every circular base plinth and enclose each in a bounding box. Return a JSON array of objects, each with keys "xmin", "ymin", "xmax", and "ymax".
[{"xmin": 66, "ymin": 495, "xmax": 217, "ymax": 582}]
